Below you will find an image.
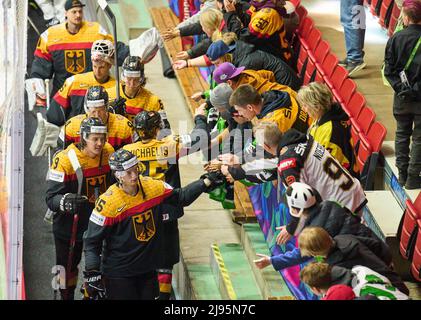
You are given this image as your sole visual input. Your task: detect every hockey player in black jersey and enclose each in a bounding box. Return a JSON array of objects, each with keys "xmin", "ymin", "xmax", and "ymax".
[
  {"xmin": 123, "ymin": 107, "xmax": 209, "ymax": 299},
  {"xmin": 82, "ymin": 149, "xmax": 224, "ymax": 300}
]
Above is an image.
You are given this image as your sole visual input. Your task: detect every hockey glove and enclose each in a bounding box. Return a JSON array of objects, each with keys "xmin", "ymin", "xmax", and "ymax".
[
  {"xmin": 59, "ymin": 193, "xmax": 88, "ymax": 215},
  {"xmin": 108, "ymin": 97, "xmax": 127, "ymax": 115},
  {"xmin": 82, "ymin": 271, "xmax": 107, "ymax": 300},
  {"xmin": 200, "ymin": 171, "xmax": 226, "ymax": 193}
]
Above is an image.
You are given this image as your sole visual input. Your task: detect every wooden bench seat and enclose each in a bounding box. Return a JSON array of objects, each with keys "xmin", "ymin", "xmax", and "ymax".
[{"xmin": 149, "ymin": 7, "xmax": 209, "ymax": 115}]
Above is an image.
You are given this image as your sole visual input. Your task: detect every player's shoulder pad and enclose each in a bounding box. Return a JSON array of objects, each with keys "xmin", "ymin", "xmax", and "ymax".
[
  {"xmin": 103, "ymin": 143, "xmax": 115, "ymax": 156},
  {"xmin": 65, "ymin": 114, "xmax": 85, "ymax": 132},
  {"xmin": 48, "ymin": 150, "xmax": 71, "ymax": 182},
  {"xmin": 90, "ymin": 185, "xmax": 119, "ymax": 226}
]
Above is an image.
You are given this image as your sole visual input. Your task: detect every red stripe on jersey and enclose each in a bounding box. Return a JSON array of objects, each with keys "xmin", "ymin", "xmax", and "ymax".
[
  {"xmin": 103, "ymin": 188, "xmax": 173, "ymax": 226},
  {"xmin": 63, "ymin": 165, "xmax": 111, "ymax": 182},
  {"xmin": 48, "ymin": 42, "xmax": 93, "ymax": 52},
  {"xmin": 54, "ymin": 93, "xmax": 70, "ymax": 108},
  {"xmin": 108, "ymin": 136, "xmax": 132, "ymax": 148},
  {"xmin": 34, "ymin": 49, "xmax": 52, "ymax": 61},
  {"xmin": 249, "ymin": 26, "xmax": 271, "ymax": 39},
  {"xmin": 158, "ymin": 273, "xmax": 172, "ymax": 284},
  {"xmin": 125, "ymin": 105, "xmax": 143, "ymax": 116},
  {"xmin": 69, "ymin": 89, "xmax": 88, "ymax": 96},
  {"xmin": 65, "ymin": 135, "xmax": 79, "ymax": 144}
]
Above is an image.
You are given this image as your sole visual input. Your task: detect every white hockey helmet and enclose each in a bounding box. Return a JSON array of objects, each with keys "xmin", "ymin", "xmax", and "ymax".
[
  {"xmin": 286, "ymin": 182, "xmax": 317, "ymax": 217},
  {"xmin": 91, "ymin": 39, "xmax": 115, "ymax": 65}
]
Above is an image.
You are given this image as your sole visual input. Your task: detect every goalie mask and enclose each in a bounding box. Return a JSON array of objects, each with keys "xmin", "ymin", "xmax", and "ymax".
[
  {"xmin": 91, "ymin": 39, "xmax": 115, "ymax": 65},
  {"xmin": 122, "ymin": 56, "xmax": 146, "ymax": 86},
  {"xmin": 286, "ymin": 182, "xmax": 317, "ymax": 217},
  {"xmin": 134, "ymin": 111, "xmax": 162, "ymax": 140},
  {"xmin": 84, "ymin": 85, "xmax": 109, "ymax": 114},
  {"xmin": 79, "ymin": 117, "xmax": 107, "ymax": 146}
]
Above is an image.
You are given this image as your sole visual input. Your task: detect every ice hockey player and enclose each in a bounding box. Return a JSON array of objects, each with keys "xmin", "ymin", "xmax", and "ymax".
[
  {"xmin": 82, "ymin": 149, "xmax": 224, "ymax": 300},
  {"xmin": 45, "ymin": 117, "xmax": 114, "ymax": 300},
  {"xmin": 27, "ymin": 0, "xmax": 129, "ymax": 108},
  {"xmin": 61, "ymin": 85, "xmax": 133, "ymax": 150},
  {"xmin": 123, "ymin": 108, "xmax": 209, "ymax": 299},
  {"xmin": 47, "ymin": 39, "xmax": 124, "ymax": 126},
  {"xmin": 120, "ymin": 56, "xmax": 169, "ymax": 129}
]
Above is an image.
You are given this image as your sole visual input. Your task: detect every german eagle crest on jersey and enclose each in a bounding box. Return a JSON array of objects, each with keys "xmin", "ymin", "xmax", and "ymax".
[
  {"xmin": 65, "ymin": 50, "xmax": 85, "ymax": 74},
  {"xmin": 132, "ymin": 209, "xmax": 155, "ymax": 242}
]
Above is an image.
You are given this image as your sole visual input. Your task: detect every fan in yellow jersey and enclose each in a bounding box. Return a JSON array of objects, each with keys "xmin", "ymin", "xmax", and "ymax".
[
  {"xmin": 123, "ymin": 108, "xmax": 209, "ymax": 299},
  {"xmin": 120, "ymin": 56, "xmax": 170, "ymax": 128},
  {"xmin": 46, "ymin": 117, "xmax": 114, "ymax": 300},
  {"xmin": 27, "ymin": 0, "xmax": 129, "ymax": 108},
  {"xmin": 82, "ymin": 149, "xmax": 224, "ymax": 300},
  {"xmin": 47, "ymin": 39, "xmax": 121, "ymax": 126},
  {"xmin": 245, "ymin": 0, "xmax": 292, "ymax": 63},
  {"xmin": 230, "ymin": 84, "xmax": 310, "ymax": 134},
  {"xmin": 61, "ymin": 86, "xmax": 133, "ymax": 150},
  {"xmin": 297, "ymin": 82, "xmax": 358, "ymax": 177}
]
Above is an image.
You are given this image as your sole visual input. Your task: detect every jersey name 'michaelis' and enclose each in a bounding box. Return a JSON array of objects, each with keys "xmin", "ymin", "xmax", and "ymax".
[{"xmin": 130, "ymin": 146, "xmax": 170, "ymax": 159}]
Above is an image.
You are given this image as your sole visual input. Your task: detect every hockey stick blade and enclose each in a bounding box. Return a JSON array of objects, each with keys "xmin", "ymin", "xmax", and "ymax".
[{"xmin": 67, "ymin": 149, "xmax": 83, "ymax": 195}]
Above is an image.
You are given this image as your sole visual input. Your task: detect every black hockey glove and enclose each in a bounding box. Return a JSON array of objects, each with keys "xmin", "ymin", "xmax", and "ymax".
[
  {"xmin": 200, "ymin": 171, "xmax": 226, "ymax": 193},
  {"xmin": 82, "ymin": 271, "xmax": 107, "ymax": 300},
  {"xmin": 108, "ymin": 97, "xmax": 127, "ymax": 115},
  {"xmin": 59, "ymin": 193, "xmax": 88, "ymax": 215}
]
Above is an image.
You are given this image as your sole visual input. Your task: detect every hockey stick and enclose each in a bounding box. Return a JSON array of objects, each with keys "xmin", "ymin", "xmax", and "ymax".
[
  {"xmin": 97, "ymin": 0, "xmax": 120, "ymax": 100},
  {"xmin": 66, "ymin": 148, "xmax": 83, "ymax": 297}
]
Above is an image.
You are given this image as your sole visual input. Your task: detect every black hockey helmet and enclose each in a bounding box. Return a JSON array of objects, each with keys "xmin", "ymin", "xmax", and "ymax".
[
  {"xmin": 122, "ymin": 56, "xmax": 145, "ymax": 86},
  {"xmin": 109, "ymin": 149, "xmax": 139, "ymax": 172},
  {"xmin": 79, "ymin": 117, "xmax": 107, "ymax": 143},
  {"xmin": 84, "ymin": 85, "xmax": 109, "ymax": 113},
  {"xmin": 134, "ymin": 111, "xmax": 162, "ymax": 139}
]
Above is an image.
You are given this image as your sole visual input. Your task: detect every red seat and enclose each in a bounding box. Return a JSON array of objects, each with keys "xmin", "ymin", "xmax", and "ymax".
[
  {"xmin": 301, "ymin": 27, "xmax": 321, "ymax": 52},
  {"xmin": 370, "ymin": 0, "xmax": 382, "ymax": 16},
  {"xmin": 339, "ymin": 78, "xmax": 357, "ymax": 106},
  {"xmin": 367, "ymin": 121, "xmax": 387, "ymax": 152},
  {"xmin": 325, "ymin": 66, "xmax": 348, "ymax": 105},
  {"xmin": 400, "ymin": 200, "xmax": 421, "ymax": 260},
  {"xmin": 356, "ymin": 134, "xmax": 372, "ymax": 174},
  {"xmin": 321, "ymin": 53, "xmax": 338, "ymax": 79},
  {"xmin": 326, "ymin": 65, "xmax": 348, "ymax": 90},
  {"xmin": 351, "ymin": 124, "xmax": 360, "ymax": 153},
  {"xmin": 388, "ymin": 3, "xmax": 401, "ymax": 36},
  {"xmin": 410, "ymin": 220, "xmax": 421, "ymax": 282},
  {"xmin": 345, "ymin": 91, "xmax": 366, "ymax": 119},
  {"xmin": 296, "ymin": 5, "xmax": 308, "ymax": 22},
  {"xmin": 358, "ymin": 121, "xmax": 386, "ymax": 189},
  {"xmin": 350, "ymin": 106, "xmax": 376, "ymax": 135},
  {"xmin": 297, "ymin": 45, "xmax": 309, "ymax": 77},
  {"xmin": 313, "ymin": 40, "xmax": 330, "ymax": 65},
  {"xmin": 379, "ymin": 0, "xmax": 393, "ymax": 28},
  {"xmin": 303, "ymin": 59, "xmax": 316, "ymax": 85},
  {"xmin": 314, "ymin": 70, "xmax": 324, "ymax": 83},
  {"xmin": 298, "ymin": 16, "xmax": 314, "ymax": 39}
]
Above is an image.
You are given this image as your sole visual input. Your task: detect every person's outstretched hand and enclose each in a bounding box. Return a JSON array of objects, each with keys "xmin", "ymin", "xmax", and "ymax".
[
  {"xmin": 253, "ymin": 253, "xmax": 271, "ymax": 269},
  {"xmin": 172, "ymin": 59, "xmax": 187, "ymax": 70},
  {"xmin": 276, "ymin": 225, "xmax": 292, "ymax": 245},
  {"xmin": 176, "ymin": 51, "xmax": 189, "ymax": 60}
]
